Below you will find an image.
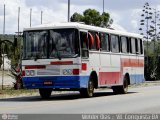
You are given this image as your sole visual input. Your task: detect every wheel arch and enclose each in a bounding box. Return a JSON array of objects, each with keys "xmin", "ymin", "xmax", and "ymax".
[
  {"xmin": 124, "ymin": 73, "xmax": 130, "ymax": 85},
  {"xmin": 90, "ymin": 71, "xmax": 98, "ymax": 89}
]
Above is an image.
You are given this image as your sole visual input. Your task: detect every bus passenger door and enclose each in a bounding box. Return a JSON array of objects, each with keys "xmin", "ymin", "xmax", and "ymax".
[{"xmin": 87, "ymin": 31, "xmax": 100, "ymax": 82}]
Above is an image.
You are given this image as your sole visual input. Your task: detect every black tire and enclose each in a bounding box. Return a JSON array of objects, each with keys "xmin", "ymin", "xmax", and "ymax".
[
  {"xmin": 112, "ymin": 86, "xmax": 120, "ymax": 94},
  {"xmin": 39, "ymin": 88, "xmax": 52, "ymax": 99},
  {"xmin": 112, "ymin": 77, "xmax": 128, "ymax": 94},
  {"xmin": 121, "ymin": 77, "xmax": 128, "ymax": 94},
  {"xmin": 80, "ymin": 78, "xmax": 94, "ymax": 97}
]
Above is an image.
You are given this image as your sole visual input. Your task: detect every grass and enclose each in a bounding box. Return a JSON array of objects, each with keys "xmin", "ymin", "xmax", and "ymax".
[
  {"xmin": 129, "ymin": 83, "xmax": 149, "ymax": 88},
  {"xmin": 129, "ymin": 80, "xmax": 160, "ymax": 88},
  {"xmin": 0, "ymin": 87, "xmax": 38, "ymax": 98}
]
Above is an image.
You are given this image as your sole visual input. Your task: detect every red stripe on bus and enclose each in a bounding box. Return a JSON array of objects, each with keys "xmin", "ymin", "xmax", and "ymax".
[
  {"xmin": 50, "ymin": 61, "xmax": 73, "ymax": 65},
  {"xmin": 121, "ymin": 58, "xmax": 144, "ymax": 67},
  {"xmin": 99, "ymin": 72, "xmax": 120, "ymax": 85},
  {"xmin": 25, "ymin": 65, "xmax": 46, "ymax": 69}
]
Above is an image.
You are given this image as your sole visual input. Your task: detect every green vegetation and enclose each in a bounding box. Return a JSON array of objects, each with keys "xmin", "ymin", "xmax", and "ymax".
[
  {"xmin": 70, "ymin": 9, "xmax": 113, "ymax": 27},
  {"xmin": 0, "ymin": 34, "xmax": 22, "ymax": 67},
  {"xmin": 144, "ymin": 40, "xmax": 160, "ymax": 80},
  {"xmin": 0, "ymin": 34, "xmax": 22, "ymax": 88},
  {"xmin": 139, "ymin": 2, "xmax": 160, "ymax": 80}
]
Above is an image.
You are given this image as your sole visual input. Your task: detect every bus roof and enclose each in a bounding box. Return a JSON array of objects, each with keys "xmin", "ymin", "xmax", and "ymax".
[{"xmin": 23, "ymin": 22, "xmax": 143, "ymax": 39}]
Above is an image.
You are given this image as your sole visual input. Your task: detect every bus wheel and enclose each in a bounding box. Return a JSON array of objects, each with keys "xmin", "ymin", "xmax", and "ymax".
[
  {"xmin": 112, "ymin": 87, "xmax": 120, "ymax": 94},
  {"xmin": 112, "ymin": 77, "xmax": 128, "ymax": 94},
  {"xmin": 80, "ymin": 79, "xmax": 94, "ymax": 97},
  {"xmin": 39, "ymin": 88, "xmax": 52, "ymax": 99},
  {"xmin": 121, "ymin": 77, "xmax": 128, "ymax": 94}
]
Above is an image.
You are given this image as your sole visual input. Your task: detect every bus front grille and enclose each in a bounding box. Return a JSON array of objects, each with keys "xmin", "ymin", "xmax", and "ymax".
[{"xmin": 37, "ymin": 69, "xmax": 60, "ymax": 75}]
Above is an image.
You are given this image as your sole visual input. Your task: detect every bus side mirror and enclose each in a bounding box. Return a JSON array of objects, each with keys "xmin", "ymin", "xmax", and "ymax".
[{"xmin": 14, "ymin": 37, "xmax": 17, "ymax": 47}]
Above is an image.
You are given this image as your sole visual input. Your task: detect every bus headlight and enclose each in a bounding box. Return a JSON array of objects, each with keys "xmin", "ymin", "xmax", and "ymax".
[
  {"xmin": 63, "ymin": 69, "xmax": 73, "ymax": 75},
  {"xmin": 26, "ymin": 70, "xmax": 30, "ymax": 76},
  {"xmin": 25, "ymin": 70, "xmax": 35, "ymax": 76},
  {"xmin": 30, "ymin": 70, "xmax": 35, "ymax": 76}
]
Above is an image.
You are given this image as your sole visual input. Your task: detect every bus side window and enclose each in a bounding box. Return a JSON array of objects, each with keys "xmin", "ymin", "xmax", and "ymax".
[
  {"xmin": 130, "ymin": 38, "xmax": 136, "ymax": 54},
  {"xmin": 100, "ymin": 33, "xmax": 109, "ymax": 51},
  {"xmin": 136, "ymin": 39, "xmax": 141, "ymax": 54},
  {"xmin": 95, "ymin": 32, "xmax": 100, "ymax": 50},
  {"xmin": 140, "ymin": 39, "xmax": 143, "ymax": 54},
  {"xmin": 88, "ymin": 31, "xmax": 95, "ymax": 50},
  {"xmin": 80, "ymin": 31, "xmax": 89, "ymax": 58},
  {"xmin": 121, "ymin": 36, "xmax": 128, "ymax": 53},
  {"xmin": 110, "ymin": 34, "xmax": 119, "ymax": 53}
]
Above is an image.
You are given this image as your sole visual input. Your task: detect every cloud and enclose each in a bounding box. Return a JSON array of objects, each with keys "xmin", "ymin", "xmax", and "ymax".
[
  {"xmin": 0, "ymin": 0, "xmax": 18, "ymax": 34},
  {"xmin": 0, "ymin": 0, "xmax": 160, "ymax": 34},
  {"xmin": 130, "ymin": 9, "xmax": 142, "ymax": 33},
  {"xmin": 110, "ymin": 24, "xmax": 127, "ymax": 32}
]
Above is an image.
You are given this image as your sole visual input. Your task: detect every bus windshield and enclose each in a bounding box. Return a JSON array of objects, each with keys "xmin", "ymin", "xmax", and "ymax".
[{"xmin": 23, "ymin": 28, "xmax": 79, "ymax": 60}]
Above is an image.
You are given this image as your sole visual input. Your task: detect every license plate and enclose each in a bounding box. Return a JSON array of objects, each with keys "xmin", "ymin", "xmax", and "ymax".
[{"xmin": 43, "ymin": 81, "xmax": 53, "ymax": 85}]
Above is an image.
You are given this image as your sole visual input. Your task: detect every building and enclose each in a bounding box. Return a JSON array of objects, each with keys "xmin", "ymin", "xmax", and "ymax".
[{"xmin": 1, "ymin": 54, "xmax": 11, "ymax": 70}]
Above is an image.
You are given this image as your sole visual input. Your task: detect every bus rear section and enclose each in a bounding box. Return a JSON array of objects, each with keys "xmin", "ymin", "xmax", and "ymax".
[
  {"xmin": 22, "ymin": 27, "xmax": 93, "ymax": 98},
  {"xmin": 22, "ymin": 60, "xmax": 84, "ymax": 89}
]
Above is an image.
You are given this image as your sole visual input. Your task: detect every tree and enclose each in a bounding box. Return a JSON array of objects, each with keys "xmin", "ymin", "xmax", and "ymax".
[
  {"xmin": 0, "ymin": 35, "xmax": 23, "ymax": 89},
  {"xmin": 70, "ymin": 12, "xmax": 83, "ymax": 22},
  {"xmin": 70, "ymin": 9, "xmax": 112, "ymax": 28},
  {"xmin": 139, "ymin": 2, "xmax": 160, "ymax": 80},
  {"xmin": 101, "ymin": 12, "xmax": 113, "ymax": 28}
]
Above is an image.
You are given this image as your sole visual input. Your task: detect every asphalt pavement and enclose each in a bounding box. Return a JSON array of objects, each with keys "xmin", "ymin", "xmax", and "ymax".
[{"xmin": 0, "ymin": 85, "xmax": 160, "ymax": 114}]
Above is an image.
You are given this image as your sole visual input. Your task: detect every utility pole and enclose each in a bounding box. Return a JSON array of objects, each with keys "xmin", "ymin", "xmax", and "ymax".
[
  {"xmin": 2, "ymin": 3, "xmax": 6, "ymax": 90},
  {"xmin": 68, "ymin": 0, "xmax": 70, "ymax": 22},
  {"xmin": 41, "ymin": 11, "xmax": 43, "ymax": 24},
  {"xmin": 103, "ymin": 0, "xmax": 104, "ymax": 13},
  {"xmin": 30, "ymin": 8, "xmax": 32, "ymax": 27},
  {"xmin": 18, "ymin": 1, "xmax": 22, "ymax": 82},
  {"xmin": 3, "ymin": 4, "xmax": 5, "ymax": 36},
  {"xmin": 18, "ymin": 7, "xmax": 20, "ymax": 36}
]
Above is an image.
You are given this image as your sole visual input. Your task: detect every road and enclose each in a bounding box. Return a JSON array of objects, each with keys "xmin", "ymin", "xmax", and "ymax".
[{"xmin": 0, "ymin": 85, "xmax": 160, "ymax": 114}]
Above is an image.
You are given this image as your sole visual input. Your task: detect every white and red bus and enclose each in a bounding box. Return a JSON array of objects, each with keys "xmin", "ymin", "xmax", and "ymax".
[{"xmin": 22, "ymin": 22, "xmax": 144, "ymax": 98}]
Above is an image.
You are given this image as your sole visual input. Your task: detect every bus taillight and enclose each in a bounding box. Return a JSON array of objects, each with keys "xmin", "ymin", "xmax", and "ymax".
[
  {"xmin": 73, "ymin": 69, "xmax": 79, "ymax": 75},
  {"xmin": 82, "ymin": 63, "xmax": 87, "ymax": 71}
]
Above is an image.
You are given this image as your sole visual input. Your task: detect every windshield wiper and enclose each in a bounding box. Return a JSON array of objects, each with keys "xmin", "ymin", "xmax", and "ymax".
[
  {"xmin": 73, "ymin": 54, "xmax": 78, "ymax": 58},
  {"xmin": 51, "ymin": 39, "xmax": 62, "ymax": 60},
  {"xmin": 56, "ymin": 51, "xmax": 61, "ymax": 60},
  {"xmin": 34, "ymin": 53, "xmax": 40, "ymax": 61}
]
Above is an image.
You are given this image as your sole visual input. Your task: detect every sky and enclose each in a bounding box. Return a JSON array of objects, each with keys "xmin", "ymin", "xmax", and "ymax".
[{"xmin": 0, "ymin": 0, "xmax": 160, "ymax": 34}]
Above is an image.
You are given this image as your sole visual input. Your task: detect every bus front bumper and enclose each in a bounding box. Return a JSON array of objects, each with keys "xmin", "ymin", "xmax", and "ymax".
[{"xmin": 22, "ymin": 76, "xmax": 89, "ymax": 89}]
